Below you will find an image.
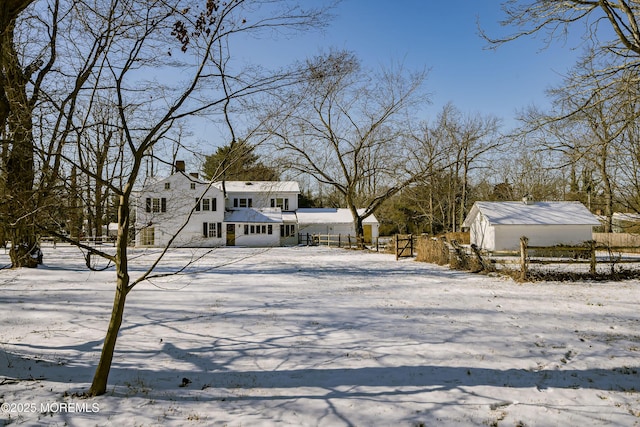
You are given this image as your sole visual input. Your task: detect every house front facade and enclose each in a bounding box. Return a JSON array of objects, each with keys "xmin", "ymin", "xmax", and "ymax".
[
  {"xmin": 135, "ymin": 172, "xmax": 225, "ymax": 248},
  {"xmin": 134, "ymin": 167, "xmax": 379, "ymax": 248},
  {"xmin": 462, "ymin": 200, "xmax": 601, "ymax": 252}
]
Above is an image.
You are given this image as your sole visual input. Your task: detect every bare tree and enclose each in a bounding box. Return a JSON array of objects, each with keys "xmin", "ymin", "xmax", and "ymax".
[
  {"xmin": 8, "ymin": 0, "xmax": 331, "ymax": 396},
  {"xmin": 1, "ymin": 0, "xmax": 51, "ymax": 266},
  {"xmin": 485, "ymin": 2, "xmax": 640, "ymax": 222},
  {"xmin": 433, "ymin": 104, "xmax": 502, "ymax": 231},
  {"xmin": 486, "ymin": 1, "xmax": 640, "ymax": 61},
  {"xmin": 265, "ymin": 51, "xmax": 433, "ymax": 244}
]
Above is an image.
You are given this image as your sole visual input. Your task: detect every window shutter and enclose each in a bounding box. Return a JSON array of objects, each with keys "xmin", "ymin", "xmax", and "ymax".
[
  {"xmin": 146, "ymin": 198, "xmax": 151, "ymax": 213},
  {"xmin": 161, "ymin": 198, "xmax": 167, "ymax": 212},
  {"xmin": 195, "ymin": 198, "xmax": 200, "ymax": 211},
  {"xmin": 212, "ymin": 197, "xmax": 217, "ymax": 211},
  {"xmin": 217, "ymin": 223, "xmax": 222, "ymax": 238},
  {"xmin": 203, "ymin": 222, "xmax": 208, "ymax": 237}
]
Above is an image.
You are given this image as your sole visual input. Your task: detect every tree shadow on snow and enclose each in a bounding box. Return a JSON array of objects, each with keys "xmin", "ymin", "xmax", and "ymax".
[{"xmin": 1, "ymin": 340, "xmax": 637, "ymax": 395}]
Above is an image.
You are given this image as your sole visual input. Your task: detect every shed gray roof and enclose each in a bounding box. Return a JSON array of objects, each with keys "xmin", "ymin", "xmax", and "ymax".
[{"xmin": 463, "ymin": 201, "xmax": 601, "ymax": 227}]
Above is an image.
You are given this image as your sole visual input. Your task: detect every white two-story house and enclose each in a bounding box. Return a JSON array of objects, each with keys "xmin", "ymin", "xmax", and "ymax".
[
  {"xmin": 135, "ymin": 170, "xmax": 225, "ymax": 248},
  {"xmin": 221, "ymin": 181, "xmax": 300, "ymax": 247},
  {"xmin": 134, "ymin": 162, "xmax": 378, "ymax": 248}
]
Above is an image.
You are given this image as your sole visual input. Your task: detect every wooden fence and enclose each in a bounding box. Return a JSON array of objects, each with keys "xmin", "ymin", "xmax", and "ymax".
[
  {"xmin": 298, "ymin": 233, "xmax": 392, "ymax": 252},
  {"xmin": 395, "ymin": 234, "xmax": 414, "ymax": 260},
  {"xmin": 492, "ymin": 236, "xmax": 640, "ymax": 280},
  {"xmin": 593, "ymin": 232, "xmax": 640, "ymax": 249},
  {"xmin": 298, "ymin": 233, "xmax": 365, "ymax": 249},
  {"xmin": 414, "ymin": 234, "xmax": 640, "ymax": 281}
]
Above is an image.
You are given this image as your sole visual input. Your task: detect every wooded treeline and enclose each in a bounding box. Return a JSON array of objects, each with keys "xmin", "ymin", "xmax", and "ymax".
[{"xmin": 6, "ymin": 1, "xmax": 640, "ymax": 253}]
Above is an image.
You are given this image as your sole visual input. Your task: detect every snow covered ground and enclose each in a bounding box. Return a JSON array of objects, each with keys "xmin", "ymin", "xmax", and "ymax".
[{"xmin": 1, "ymin": 244, "xmax": 639, "ymax": 426}]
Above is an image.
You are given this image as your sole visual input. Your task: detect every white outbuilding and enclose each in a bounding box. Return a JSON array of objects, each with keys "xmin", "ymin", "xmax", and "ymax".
[
  {"xmin": 462, "ymin": 200, "xmax": 601, "ymax": 251},
  {"xmin": 296, "ymin": 208, "xmax": 379, "ymax": 244}
]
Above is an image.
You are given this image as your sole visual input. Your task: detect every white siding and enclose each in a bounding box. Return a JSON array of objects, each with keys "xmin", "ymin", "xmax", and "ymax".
[
  {"xmin": 223, "ymin": 181, "xmax": 299, "ymax": 211},
  {"xmin": 232, "ymin": 223, "xmax": 280, "ymax": 247},
  {"xmin": 494, "ymin": 225, "xmax": 593, "ymax": 251},
  {"xmin": 469, "ymin": 213, "xmax": 495, "ymax": 250},
  {"xmin": 135, "ymin": 173, "xmax": 225, "ymax": 247}
]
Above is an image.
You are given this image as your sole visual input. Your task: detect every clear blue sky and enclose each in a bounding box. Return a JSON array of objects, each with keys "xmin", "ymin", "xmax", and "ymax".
[
  {"xmin": 188, "ymin": 0, "xmax": 588, "ymax": 156},
  {"xmin": 234, "ymin": 0, "xmax": 584, "ymax": 130}
]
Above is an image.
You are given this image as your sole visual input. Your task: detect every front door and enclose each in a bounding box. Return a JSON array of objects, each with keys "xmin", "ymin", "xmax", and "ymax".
[
  {"xmin": 226, "ymin": 224, "xmax": 235, "ymax": 246},
  {"xmin": 363, "ymin": 224, "xmax": 372, "ymax": 244}
]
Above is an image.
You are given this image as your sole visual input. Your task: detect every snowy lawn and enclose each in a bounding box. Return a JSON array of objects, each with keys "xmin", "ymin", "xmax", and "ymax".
[{"xmin": 1, "ymin": 244, "xmax": 639, "ymax": 426}]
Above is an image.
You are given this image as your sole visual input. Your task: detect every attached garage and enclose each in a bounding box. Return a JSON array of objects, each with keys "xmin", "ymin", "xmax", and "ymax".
[{"xmin": 296, "ymin": 208, "xmax": 379, "ymax": 243}]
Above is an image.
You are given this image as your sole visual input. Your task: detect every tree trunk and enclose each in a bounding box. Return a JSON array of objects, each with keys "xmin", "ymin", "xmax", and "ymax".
[
  {"xmin": 600, "ymin": 146, "xmax": 613, "ymax": 233},
  {"xmin": 88, "ymin": 195, "xmax": 130, "ymax": 396},
  {"xmin": 350, "ymin": 207, "xmax": 365, "ymax": 249},
  {"xmin": 1, "ymin": 20, "xmax": 37, "ymax": 268}
]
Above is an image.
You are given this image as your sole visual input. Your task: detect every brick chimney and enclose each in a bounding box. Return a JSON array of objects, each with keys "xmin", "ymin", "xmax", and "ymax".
[{"xmin": 175, "ymin": 160, "xmax": 185, "ymax": 173}]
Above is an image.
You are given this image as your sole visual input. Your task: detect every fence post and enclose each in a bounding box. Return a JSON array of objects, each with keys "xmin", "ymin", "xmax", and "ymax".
[
  {"xmin": 395, "ymin": 234, "xmax": 399, "ymax": 260},
  {"xmin": 520, "ymin": 236, "xmax": 529, "ymax": 281},
  {"xmin": 410, "ymin": 234, "xmax": 414, "ymax": 257},
  {"xmin": 589, "ymin": 240, "xmax": 597, "ymax": 275}
]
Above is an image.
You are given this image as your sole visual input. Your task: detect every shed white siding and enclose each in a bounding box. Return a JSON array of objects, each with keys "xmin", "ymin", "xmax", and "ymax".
[
  {"xmin": 464, "ymin": 201, "xmax": 600, "ymax": 252},
  {"xmin": 493, "ymin": 225, "xmax": 593, "ymax": 251},
  {"xmin": 469, "ymin": 212, "xmax": 494, "ymax": 250}
]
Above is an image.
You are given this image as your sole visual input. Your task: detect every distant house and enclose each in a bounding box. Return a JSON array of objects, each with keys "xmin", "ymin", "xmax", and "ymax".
[
  {"xmin": 462, "ymin": 200, "xmax": 601, "ymax": 251},
  {"xmin": 612, "ymin": 212, "xmax": 640, "ymax": 234},
  {"xmin": 296, "ymin": 208, "xmax": 379, "ymax": 244},
  {"xmin": 134, "ymin": 163, "xmax": 379, "ymax": 247}
]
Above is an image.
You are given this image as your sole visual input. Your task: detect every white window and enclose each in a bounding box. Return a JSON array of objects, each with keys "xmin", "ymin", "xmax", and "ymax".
[
  {"xmin": 234, "ymin": 198, "xmax": 253, "ymax": 208},
  {"xmin": 242, "ymin": 224, "xmax": 273, "ymax": 235},
  {"xmin": 141, "ymin": 228, "xmax": 155, "ymax": 246},
  {"xmin": 146, "ymin": 198, "xmax": 166, "ymax": 213},
  {"xmin": 202, "ymin": 222, "xmax": 221, "ymax": 238},
  {"xmin": 271, "ymin": 198, "xmax": 289, "ymax": 210},
  {"xmin": 280, "ymin": 224, "xmax": 295, "ymax": 237},
  {"xmin": 202, "ymin": 198, "xmax": 210, "ymax": 211}
]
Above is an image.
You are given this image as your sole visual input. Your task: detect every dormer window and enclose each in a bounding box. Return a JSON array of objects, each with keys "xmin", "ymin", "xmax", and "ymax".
[
  {"xmin": 234, "ymin": 198, "xmax": 253, "ymax": 208},
  {"xmin": 271, "ymin": 198, "xmax": 289, "ymax": 210}
]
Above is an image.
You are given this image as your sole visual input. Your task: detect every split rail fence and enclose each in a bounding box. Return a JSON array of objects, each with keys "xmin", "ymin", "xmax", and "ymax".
[
  {"xmin": 494, "ymin": 237, "xmax": 640, "ymax": 280},
  {"xmin": 416, "ymin": 235, "xmax": 640, "ymax": 281}
]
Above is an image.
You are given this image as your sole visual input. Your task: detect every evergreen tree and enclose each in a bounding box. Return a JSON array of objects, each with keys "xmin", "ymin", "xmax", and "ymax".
[{"xmin": 202, "ymin": 140, "xmax": 279, "ymax": 181}]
